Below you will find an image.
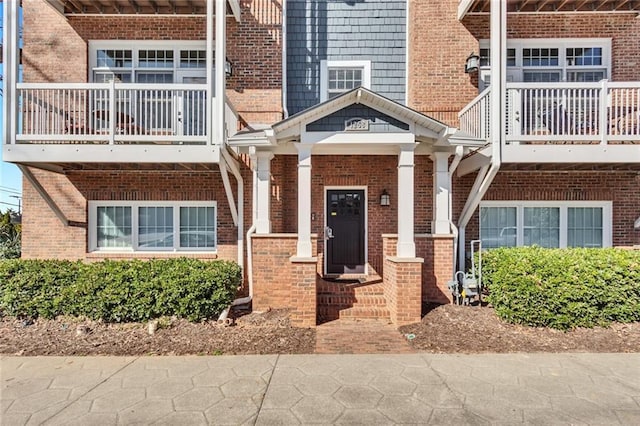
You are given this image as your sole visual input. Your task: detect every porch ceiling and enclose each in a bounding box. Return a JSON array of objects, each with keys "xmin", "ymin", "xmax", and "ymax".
[
  {"xmin": 45, "ymin": 0, "xmax": 240, "ymax": 19},
  {"xmin": 459, "ymin": 0, "xmax": 640, "ymax": 18}
]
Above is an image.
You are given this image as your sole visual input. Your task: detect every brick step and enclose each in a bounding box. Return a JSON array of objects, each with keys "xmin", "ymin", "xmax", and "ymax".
[
  {"xmin": 317, "ymin": 282, "xmax": 386, "ymax": 297},
  {"xmin": 358, "ymin": 274, "xmax": 383, "ymax": 285},
  {"xmin": 317, "ymin": 294, "xmax": 388, "ymax": 308},
  {"xmin": 338, "ymin": 306, "xmax": 391, "ymax": 320}
]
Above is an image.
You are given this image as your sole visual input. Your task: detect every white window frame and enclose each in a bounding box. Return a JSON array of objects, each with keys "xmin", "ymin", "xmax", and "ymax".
[
  {"xmin": 89, "ymin": 201, "xmax": 217, "ymax": 252},
  {"xmin": 320, "ymin": 60, "xmax": 372, "ymax": 102},
  {"xmin": 479, "ymin": 201, "xmax": 612, "ymax": 248},
  {"xmin": 89, "ymin": 40, "xmax": 209, "ymax": 83},
  {"xmin": 478, "ymin": 38, "xmax": 612, "ymax": 91}
]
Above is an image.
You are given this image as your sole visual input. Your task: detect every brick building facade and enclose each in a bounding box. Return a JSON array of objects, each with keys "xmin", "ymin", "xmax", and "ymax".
[{"xmin": 4, "ymin": 0, "xmax": 639, "ymax": 328}]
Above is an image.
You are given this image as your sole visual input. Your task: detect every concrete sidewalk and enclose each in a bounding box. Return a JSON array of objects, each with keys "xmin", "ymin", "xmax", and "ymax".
[{"xmin": 1, "ymin": 353, "xmax": 639, "ymax": 425}]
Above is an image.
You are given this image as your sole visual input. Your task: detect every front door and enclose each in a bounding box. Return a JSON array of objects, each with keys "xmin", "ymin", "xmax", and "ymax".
[{"xmin": 326, "ymin": 189, "xmax": 366, "ymax": 274}]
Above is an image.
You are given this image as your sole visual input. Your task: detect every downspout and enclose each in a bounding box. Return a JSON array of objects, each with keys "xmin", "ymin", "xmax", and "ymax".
[
  {"xmin": 448, "ymin": 146, "xmax": 464, "ymax": 278},
  {"xmin": 217, "ymin": 149, "xmax": 249, "ymax": 322},
  {"xmin": 456, "ymin": 0, "xmax": 504, "ymax": 271},
  {"xmin": 218, "ymin": 148, "xmax": 258, "ymax": 322},
  {"xmin": 282, "ymin": 0, "xmax": 289, "ymax": 118}
]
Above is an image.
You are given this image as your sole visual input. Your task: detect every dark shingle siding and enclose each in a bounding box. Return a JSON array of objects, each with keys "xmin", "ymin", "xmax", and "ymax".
[
  {"xmin": 306, "ymin": 104, "xmax": 410, "ymax": 132},
  {"xmin": 286, "ymin": 0, "xmax": 406, "ymax": 115}
]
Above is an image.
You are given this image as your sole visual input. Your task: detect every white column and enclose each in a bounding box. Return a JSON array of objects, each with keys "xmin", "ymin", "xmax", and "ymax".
[
  {"xmin": 215, "ymin": 0, "xmax": 227, "ymax": 146},
  {"xmin": 432, "ymin": 151, "xmax": 452, "ymax": 235},
  {"xmin": 255, "ymin": 151, "xmax": 274, "ymax": 234},
  {"xmin": 296, "ymin": 144, "xmax": 313, "ymax": 258},
  {"xmin": 397, "ymin": 144, "xmax": 416, "ymax": 258},
  {"xmin": 205, "ymin": 0, "xmax": 213, "ymax": 145},
  {"xmin": 3, "ymin": 0, "xmax": 18, "ymax": 146}
]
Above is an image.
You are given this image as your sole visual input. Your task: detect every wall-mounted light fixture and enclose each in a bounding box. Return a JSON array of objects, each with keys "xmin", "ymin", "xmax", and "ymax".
[
  {"xmin": 380, "ymin": 189, "xmax": 390, "ymax": 206},
  {"xmin": 464, "ymin": 52, "xmax": 480, "ymax": 74},
  {"xmin": 225, "ymin": 58, "xmax": 233, "ymax": 77}
]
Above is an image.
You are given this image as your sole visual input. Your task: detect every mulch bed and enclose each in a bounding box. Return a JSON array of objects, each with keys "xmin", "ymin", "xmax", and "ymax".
[
  {"xmin": 400, "ymin": 303, "xmax": 640, "ymax": 353},
  {"xmin": 0, "ymin": 309, "xmax": 315, "ymax": 356},
  {"xmin": 1, "ymin": 304, "xmax": 639, "ymax": 355}
]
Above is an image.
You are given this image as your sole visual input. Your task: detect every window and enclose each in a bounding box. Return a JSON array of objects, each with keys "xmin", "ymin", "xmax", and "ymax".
[
  {"xmin": 96, "ymin": 206, "xmax": 132, "ymax": 249},
  {"xmin": 89, "ymin": 42, "xmax": 211, "ymax": 132},
  {"xmin": 320, "ymin": 60, "xmax": 371, "ymax": 102},
  {"xmin": 89, "ymin": 41, "xmax": 210, "ymax": 84},
  {"xmin": 480, "ymin": 201, "xmax": 612, "ymax": 249},
  {"xmin": 478, "ymin": 39, "xmax": 611, "ymax": 90},
  {"xmin": 89, "ymin": 201, "xmax": 217, "ymax": 252}
]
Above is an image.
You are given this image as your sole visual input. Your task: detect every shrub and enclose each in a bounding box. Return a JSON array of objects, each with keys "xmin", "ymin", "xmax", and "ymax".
[
  {"xmin": 482, "ymin": 247, "xmax": 640, "ymax": 330},
  {"xmin": 0, "ymin": 258, "xmax": 241, "ymax": 322},
  {"xmin": 0, "ymin": 211, "xmax": 21, "ymax": 259}
]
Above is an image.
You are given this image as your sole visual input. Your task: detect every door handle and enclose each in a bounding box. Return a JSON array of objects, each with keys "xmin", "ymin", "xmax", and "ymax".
[{"xmin": 324, "ymin": 226, "xmax": 334, "ymax": 240}]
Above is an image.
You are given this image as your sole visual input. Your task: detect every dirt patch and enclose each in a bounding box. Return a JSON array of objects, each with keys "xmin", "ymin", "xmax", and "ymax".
[
  {"xmin": 400, "ymin": 304, "xmax": 640, "ymax": 353},
  {"xmin": 2, "ymin": 304, "xmax": 639, "ymax": 355},
  {"xmin": 0, "ymin": 309, "xmax": 315, "ymax": 356}
]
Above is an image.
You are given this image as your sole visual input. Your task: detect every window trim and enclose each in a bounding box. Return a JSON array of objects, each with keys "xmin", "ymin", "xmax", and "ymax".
[
  {"xmin": 479, "ymin": 201, "xmax": 612, "ymax": 248},
  {"xmin": 478, "ymin": 38, "xmax": 612, "ymax": 90},
  {"xmin": 89, "ymin": 40, "xmax": 209, "ymax": 83},
  {"xmin": 88, "ymin": 200, "xmax": 218, "ymax": 253},
  {"xmin": 320, "ymin": 60, "xmax": 372, "ymax": 102}
]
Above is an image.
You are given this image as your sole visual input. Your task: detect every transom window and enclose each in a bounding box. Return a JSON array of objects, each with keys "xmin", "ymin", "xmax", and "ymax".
[
  {"xmin": 479, "ymin": 39, "xmax": 611, "ymax": 90},
  {"xmin": 89, "ymin": 201, "xmax": 217, "ymax": 252},
  {"xmin": 480, "ymin": 201, "xmax": 612, "ymax": 249},
  {"xmin": 320, "ymin": 60, "xmax": 371, "ymax": 102}
]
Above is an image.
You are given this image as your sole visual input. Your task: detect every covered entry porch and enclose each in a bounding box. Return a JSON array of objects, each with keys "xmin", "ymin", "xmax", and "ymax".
[{"xmin": 231, "ymin": 88, "xmax": 484, "ymax": 327}]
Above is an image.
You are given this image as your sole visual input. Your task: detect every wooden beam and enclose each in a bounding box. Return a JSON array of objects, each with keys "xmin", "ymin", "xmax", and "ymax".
[
  {"xmin": 594, "ymin": 0, "xmax": 612, "ymax": 10},
  {"xmin": 574, "ymin": 0, "xmax": 592, "ymax": 11},
  {"xmin": 536, "ymin": 0, "xmax": 554, "ymax": 12}
]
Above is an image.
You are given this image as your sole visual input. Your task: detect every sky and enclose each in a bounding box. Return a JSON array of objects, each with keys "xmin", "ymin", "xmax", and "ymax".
[{"xmin": 0, "ymin": 7, "xmax": 24, "ymax": 214}]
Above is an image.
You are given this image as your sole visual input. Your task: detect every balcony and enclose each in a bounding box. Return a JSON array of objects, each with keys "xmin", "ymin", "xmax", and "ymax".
[
  {"xmin": 3, "ymin": 82, "xmax": 239, "ymax": 166},
  {"xmin": 459, "ymin": 81, "xmax": 640, "ymax": 164}
]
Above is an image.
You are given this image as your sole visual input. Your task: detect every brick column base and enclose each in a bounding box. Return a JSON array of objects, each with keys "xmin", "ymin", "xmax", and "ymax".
[
  {"xmin": 383, "ymin": 257, "xmax": 424, "ymax": 326},
  {"xmin": 417, "ymin": 235, "xmax": 455, "ymax": 304},
  {"xmin": 289, "ymin": 258, "xmax": 317, "ymax": 328},
  {"xmin": 251, "ymin": 234, "xmax": 318, "ymax": 328}
]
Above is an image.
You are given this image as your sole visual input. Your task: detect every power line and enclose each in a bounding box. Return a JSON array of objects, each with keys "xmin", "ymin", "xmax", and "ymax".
[
  {"xmin": 0, "ymin": 188, "xmax": 22, "ymax": 195},
  {"xmin": 0, "ymin": 201, "xmax": 20, "ymax": 208},
  {"xmin": 0, "ymin": 185, "xmax": 21, "ymax": 191}
]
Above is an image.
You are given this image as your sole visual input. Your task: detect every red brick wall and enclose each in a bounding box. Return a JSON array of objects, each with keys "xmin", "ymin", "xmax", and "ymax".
[
  {"xmin": 463, "ymin": 14, "xmax": 640, "ymax": 82},
  {"xmin": 417, "ymin": 236, "xmax": 455, "ymax": 304},
  {"xmin": 409, "ymin": 1, "xmax": 640, "ymax": 126},
  {"xmin": 271, "ymin": 154, "xmax": 434, "ymax": 274},
  {"xmin": 21, "ymin": 167, "xmax": 249, "ymax": 261},
  {"xmin": 453, "ymin": 170, "xmax": 640, "ymax": 246},
  {"xmin": 385, "ymin": 235, "xmax": 455, "ymax": 305},
  {"xmin": 382, "ymin": 237, "xmax": 423, "ymax": 326},
  {"xmin": 408, "ymin": 0, "xmax": 479, "ymax": 125},
  {"xmin": 22, "ymin": 0, "xmax": 283, "ymax": 125},
  {"xmin": 251, "ymin": 235, "xmax": 317, "ymax": 327}
]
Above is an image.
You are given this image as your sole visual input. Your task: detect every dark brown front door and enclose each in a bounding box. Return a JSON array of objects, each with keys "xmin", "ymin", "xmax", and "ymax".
[{"xmin": 326, "ymin": 189, "xmax": 365, "ymax": 274}]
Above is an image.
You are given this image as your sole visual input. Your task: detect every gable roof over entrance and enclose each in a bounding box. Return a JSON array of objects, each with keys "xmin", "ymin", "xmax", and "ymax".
[{"xmin": 269, "ymin": 87, "xmax": 483, "ymax": 148}]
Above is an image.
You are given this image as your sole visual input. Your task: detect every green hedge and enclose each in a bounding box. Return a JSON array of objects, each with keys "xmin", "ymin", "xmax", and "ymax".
[
  {"xmin": 482, "ymin": 247, "xmax": 640, "ymax": 330},
  {"xmin": 0, "ymin": 258, "xmax": 241, "ymax": 322}
]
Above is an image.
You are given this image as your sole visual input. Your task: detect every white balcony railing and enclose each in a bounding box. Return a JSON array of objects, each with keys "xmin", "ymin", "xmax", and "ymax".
[
  {"xmin": 459, "ymin": 81, "xmax": 640, "ymax": 145},
  {"xmin": 14, "ymin": 82, "xmax": 238, "ymax": 145},
  {"xmin": 458, "ymin": 86, "xmax": 491, "ymax": 141}
]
